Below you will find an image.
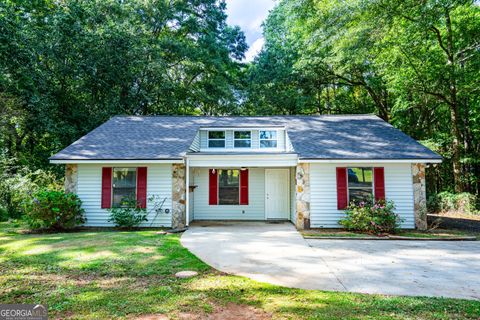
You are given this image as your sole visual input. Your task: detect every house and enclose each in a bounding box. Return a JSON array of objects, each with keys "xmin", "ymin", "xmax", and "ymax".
[{"xmin": 49, "ymin": 115, "xmax": 442, "ymax": 230}]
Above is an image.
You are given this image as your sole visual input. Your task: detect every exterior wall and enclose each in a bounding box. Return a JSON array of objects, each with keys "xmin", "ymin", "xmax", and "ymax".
[
  {"xmin": 188, "ymin": 131, "xmax": 201, "ymax": 152},
  {"xmin": 192, "ymin": 167, "xmax": 266, "ymax": 220},
  {"xmin": 290, "ymin": 168, "xmax": 296, "ymax": 223},
  {"xmin": 171, "ymin": 164, "xmax": 186, "ymax": 229},
  {"xmin": 412, "ymin": 163, "xmax": 428, "ymax": 230},
  {"xmin": 65, "ymin": 164, "xmax": 78, "ymax": 194},
  {"xmin": 199, "ymin": 129, "xmax": 287, "ymax": 151},
  {"xmin": 77, "ymin": 164, "xmax": 172, "ymax": 227},
  {"xmin": 309, "ymin": 163, "xmax": 415, "ymax": 229},
  {"xmin": 188, "ymin": 167, "xmax": 195, "ymax": 223},
  {"xmin": 295, "ymin": 163, "xmax": 310, "ymax": 229}
]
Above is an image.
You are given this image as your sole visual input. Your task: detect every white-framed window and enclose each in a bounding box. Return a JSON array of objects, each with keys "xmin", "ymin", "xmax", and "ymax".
[
  {"xmin": 112, "ymin": 167, "xmax": 137, "ymax": 207},
  {"xmin": 347, "ymin": 167, "xmax": 373, "ymax": 203},
  {"xmin": 234, "ymin": 131, "xmax": 251, "ymax": 148},
  {"xmin": 208, "ymin": 131, "xmax": 225, "ymax": 148},
  {"xmin": 259, "ymin": 130, "xmax": 278, "ymax": 148}
]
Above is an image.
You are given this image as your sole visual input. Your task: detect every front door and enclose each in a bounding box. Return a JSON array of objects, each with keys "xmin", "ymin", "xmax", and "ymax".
[{"xmin": 265, "ymin": 169, "xmax": 290, "ymax": 220}]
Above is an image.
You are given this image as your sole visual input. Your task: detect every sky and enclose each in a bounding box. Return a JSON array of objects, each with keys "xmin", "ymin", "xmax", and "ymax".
[{"xmin": 225, "ymin": 0, "xmax": 276, "ymax": 62}]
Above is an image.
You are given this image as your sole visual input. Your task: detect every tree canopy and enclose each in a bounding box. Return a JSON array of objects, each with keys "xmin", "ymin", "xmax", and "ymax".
[
  {"xmin": 244, "ymin": 0, "xmax": 480, "ymax": 194},
  {"xmin": 0, "ymin": 0, "xmax": 479, "ymax": 196}
]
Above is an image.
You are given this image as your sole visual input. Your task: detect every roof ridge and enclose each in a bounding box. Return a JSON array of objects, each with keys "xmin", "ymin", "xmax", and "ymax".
[{"xmin": 111, "ymin": 114, "xmax": 379, "ymax": 118}]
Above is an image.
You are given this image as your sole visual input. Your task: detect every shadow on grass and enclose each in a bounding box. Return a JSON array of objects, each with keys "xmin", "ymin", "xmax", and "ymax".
[{"xmin": 1, "ymin": 228, "xmax": 480, "ymax": 319}]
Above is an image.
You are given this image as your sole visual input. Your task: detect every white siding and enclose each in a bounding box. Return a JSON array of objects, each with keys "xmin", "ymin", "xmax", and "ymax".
[
  {"xmin": 192, "ymin": 168, "xmax": 266, "ymax": 220},
  {"xmin": 77, "ymin": 164, "xmax": 172, "ymax": 227},
  {"xmin": 188, "ymin": 131, "xmax": 200, "ymax": 152},
  {"xmin": 310, "ymin": 163, "xmax": 414, "ymax": 229},
  {"xmin": 290, "ymin": 167, "xmax": 296, "ymax": 223}
]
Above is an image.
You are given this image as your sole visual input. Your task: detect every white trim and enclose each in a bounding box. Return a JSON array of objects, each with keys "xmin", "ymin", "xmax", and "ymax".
[
  {"xmin": 185, "ymin": 158, "xmax": 190, "ymax": 227},
  {"xmin": 187, "ymin": 154, "xmax": 298, "ymax": 167},
  {"xmin": 233, "ymin": 130, "xmax": 252, "ymax": 149},
  {"xmin": 299, "ymin": 159, "xmax": 442, "ymax": 164},
  {"xmin": 259, "ymin": 130, "xmax": 279, "ymax": 149},
  {"xmin": 50, "ymin": 159, "xmax": 184, "ymax": 164},
  {"xmin": 199, "ymin": 126, "xmax": 285, "ymax": 130},
  {"xmin": 207, "ymin": 130, "xmax": 226, "ymax": 149}
]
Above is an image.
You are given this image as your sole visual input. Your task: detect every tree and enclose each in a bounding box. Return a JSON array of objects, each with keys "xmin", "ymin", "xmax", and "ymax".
[{"xmin": 0, "ymin": 0, "xmax": 247, "ymax": 169}]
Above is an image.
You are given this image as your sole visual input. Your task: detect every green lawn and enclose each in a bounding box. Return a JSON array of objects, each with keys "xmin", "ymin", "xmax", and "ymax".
[
  {"xmin": 1, "ymin": 222, "xmax": 479, "ymax": 319},
  {"xmin": 302, "ymin": 229, "xmax": 479, "ymax": 240}
]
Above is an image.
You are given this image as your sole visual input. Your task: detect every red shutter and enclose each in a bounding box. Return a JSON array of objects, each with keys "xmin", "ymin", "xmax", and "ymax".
[
  {"xmin": 374, "ymin": 167, "xmax": 385, "ymax": 201},
  {"xmin": 101, "ymin": 167, "xmax": 112, "ymax": 209},
  {"xmin": 240, "ymin": 169, "xmax": 249, "ymax": 205},
  {"xmin": 209, "ymin": 169, "xmax": 218, "ymax": 205},
  {"xmin": 136, "ymin": 167, "xmax": 147, "ymax": 208},
  {"xmin": 336, "ymin": 167, "xmax": 348, "ymax": 210}
]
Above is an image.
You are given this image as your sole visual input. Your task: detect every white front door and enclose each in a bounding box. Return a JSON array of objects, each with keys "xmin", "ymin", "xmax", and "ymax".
[{"xmin": 265, "ymin": 169, "xmax": 290, "ymax": 220}]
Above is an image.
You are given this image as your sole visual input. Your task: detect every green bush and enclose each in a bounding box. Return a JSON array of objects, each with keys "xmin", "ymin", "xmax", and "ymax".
[
  {"xmin": 25, "ymin": 190, "xmax": 86, "ymax": 230},
  {"xmin": 428, "ymin": 191, "xmax": 478, "ymax": 214},
  {"xmin": 339, "ymin": 199, "xmax": 402, "ymax": 234},
  {"xmin": 108, "ymin": 199, "xmax": 147, "ymax": 229},
  {"xmin": 0, "ymin": 162, "xmax": 62, "ymax": 219}
]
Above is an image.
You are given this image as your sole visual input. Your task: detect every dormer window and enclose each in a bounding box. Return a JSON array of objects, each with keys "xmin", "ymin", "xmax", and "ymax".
[
  {"xmin": 260, "ymin": 130, "xmax": 277, "ymax": 148},
  {"xmin": 208, "ymin": 131, "xmax": 225, "ymax": 148},
  {"xmin": 234, "ymin": 131, "xmax": 251, "ymax": 148}
]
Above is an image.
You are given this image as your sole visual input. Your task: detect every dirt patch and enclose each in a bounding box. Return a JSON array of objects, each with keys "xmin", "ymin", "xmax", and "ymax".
[
  {"xmin": 178, "ymin": 303, "xmax": 271, "ymax": 320},
  {"xmin": 133, "ymin": 303, "xmax": 271, "ymax": 320},
  {"xmin": 134, "ymin": 315, "xmax": 168, "ymax": 320},
  {"xmin": 428, "ymin": 214, "xmax": 480, "ymax": 232}
]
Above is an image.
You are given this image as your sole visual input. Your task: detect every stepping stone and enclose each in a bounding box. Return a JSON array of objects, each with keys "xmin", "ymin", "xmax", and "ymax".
[{"xmin": 175, "ymin": 270, "xmax": 198, "ymax": 278}]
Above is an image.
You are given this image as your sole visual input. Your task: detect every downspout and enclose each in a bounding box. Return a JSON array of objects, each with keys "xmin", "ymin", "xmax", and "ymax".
[{"xmin": 185, "ymin": 157, "xmax": 190, "ymax": 227}]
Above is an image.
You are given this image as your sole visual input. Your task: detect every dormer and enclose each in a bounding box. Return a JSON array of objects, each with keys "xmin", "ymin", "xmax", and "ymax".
[{"xmin": 189, "ymin": 126, "xmax": 294, "ymax": 153}]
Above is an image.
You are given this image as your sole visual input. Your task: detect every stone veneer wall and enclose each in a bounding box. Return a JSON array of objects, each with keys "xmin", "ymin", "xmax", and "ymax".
[
  {"xmin": 295, "ymin": 163, "xmax": 310, "ymax": 230},
  {"xmin": 171, "ymin": 164, "xmax": 186, "ymax": 229},
  {"xmin": 64, "ymin": 164, "xmax": 78, "ymax": 194},
  {"xmin": 412, "ymin": 163, "xmax": 428, "ymax": 230}
]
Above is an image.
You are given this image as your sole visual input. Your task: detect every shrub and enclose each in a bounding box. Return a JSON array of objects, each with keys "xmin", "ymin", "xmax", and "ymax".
[
  {"xmin": 108, "ymin": 199, "xmax": 147, "ymax": 229},
  {"xmin": 339, "ymin": 199, "xmax": 402, "ymax": 234},
  {"xmin": 428, "ymin": 191, "xmax": 478, "ymax": 214},
  {"xmin": 25, "ymin": 190, "xmax": 86, "ymax": 230},
  {"xmin": 0, "ymin": 162, "xmax": 62, "ymax": 219}
]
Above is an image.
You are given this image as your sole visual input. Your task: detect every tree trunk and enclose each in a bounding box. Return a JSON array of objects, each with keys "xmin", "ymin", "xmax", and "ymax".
[{"xmin": 444, "ymin": 8, "xmax": 463, "ymax": 193}]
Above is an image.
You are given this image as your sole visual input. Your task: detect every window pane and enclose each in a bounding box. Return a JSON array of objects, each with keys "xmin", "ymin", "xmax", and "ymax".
[
  {"xmin": 349, "ymin": 188, "xmax": 373, "ymax": 204},
  {"xmin": 260, "ymin": 140, "xmax": 277, "ymax": 148},
  {"xmin": 208, "ymin": 131, "xmax": 225, "ymax": 139},
  {"xmin": 234, "ymin": 140, "xmax": 251, "ymax": 148},
  {"xmin": 208, "ymin": 140, "xmax": 225, "ymax": 148},
  {"xmin": 234, "ymin": 131, "xmax": 251, "ymax": 139},
  {"xmin": 112, "ymin": 168, "xmax": 136, "ymax": 207},
  {"xmin": 260, "ymin": 131, "xmax": 277, "ymax": 140},
  {"xmin": 348, "ymin": 168, "xmax": 372, "ymax": 188},
  {"xmin": 218, "ymin": 169, "xmax": 239, "ymax": 205}
]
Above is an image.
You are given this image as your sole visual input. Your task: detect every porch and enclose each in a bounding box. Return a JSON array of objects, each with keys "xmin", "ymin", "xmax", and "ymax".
[
  {"xmin": 187, "ymin": 166, "xmax": 296, "ymax": 223},
  {"xmin": 181, "ymin": 153, "xmax": 309, "ymax": 228}
]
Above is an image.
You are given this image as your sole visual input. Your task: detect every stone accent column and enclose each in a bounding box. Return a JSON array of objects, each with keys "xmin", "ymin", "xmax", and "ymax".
[
  {"xmin": 412, "ymin": 163, "xmax": 427, "ymax": 230},
  {"xmin": 171, "ymin": 164, "xmax": 186, "ymax": 229},
  {"xmin": 295, "ymin": 163, "xmax": 310, "ymax": 230},
  {"xmin": 64, "ymin": 164, "xmax": 78, "ymax": 194}
]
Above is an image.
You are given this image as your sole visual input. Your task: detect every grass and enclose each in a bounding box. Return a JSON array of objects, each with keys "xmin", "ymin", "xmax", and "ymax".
[
  {"xmin": 302, "ymin": 228, "xmax": 479, "ymax": 240},
  {"xmin": 1, "ymin": 221, "xmax": 480, "ymax": 319}
]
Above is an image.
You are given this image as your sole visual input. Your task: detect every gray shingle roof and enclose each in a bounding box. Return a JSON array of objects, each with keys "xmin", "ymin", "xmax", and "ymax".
[{"xmin": 50, "ymin": 115, "xmax": 442, "ymax": 161}]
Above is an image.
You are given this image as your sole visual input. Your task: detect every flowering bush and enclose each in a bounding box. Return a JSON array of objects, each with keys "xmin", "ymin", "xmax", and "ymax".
[
  {"xmin": 25, "ymin": 190, "xmax": 86, "ymax": 230},
  {"xmin": 339, "ymin": 199, "xmax": 402, "ymax": 234}
]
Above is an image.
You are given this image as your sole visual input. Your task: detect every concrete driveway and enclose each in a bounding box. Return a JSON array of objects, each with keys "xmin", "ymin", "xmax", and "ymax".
[{"xmin": 181, "ymin": 222, "xmax": 480, "ymax": 300}]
